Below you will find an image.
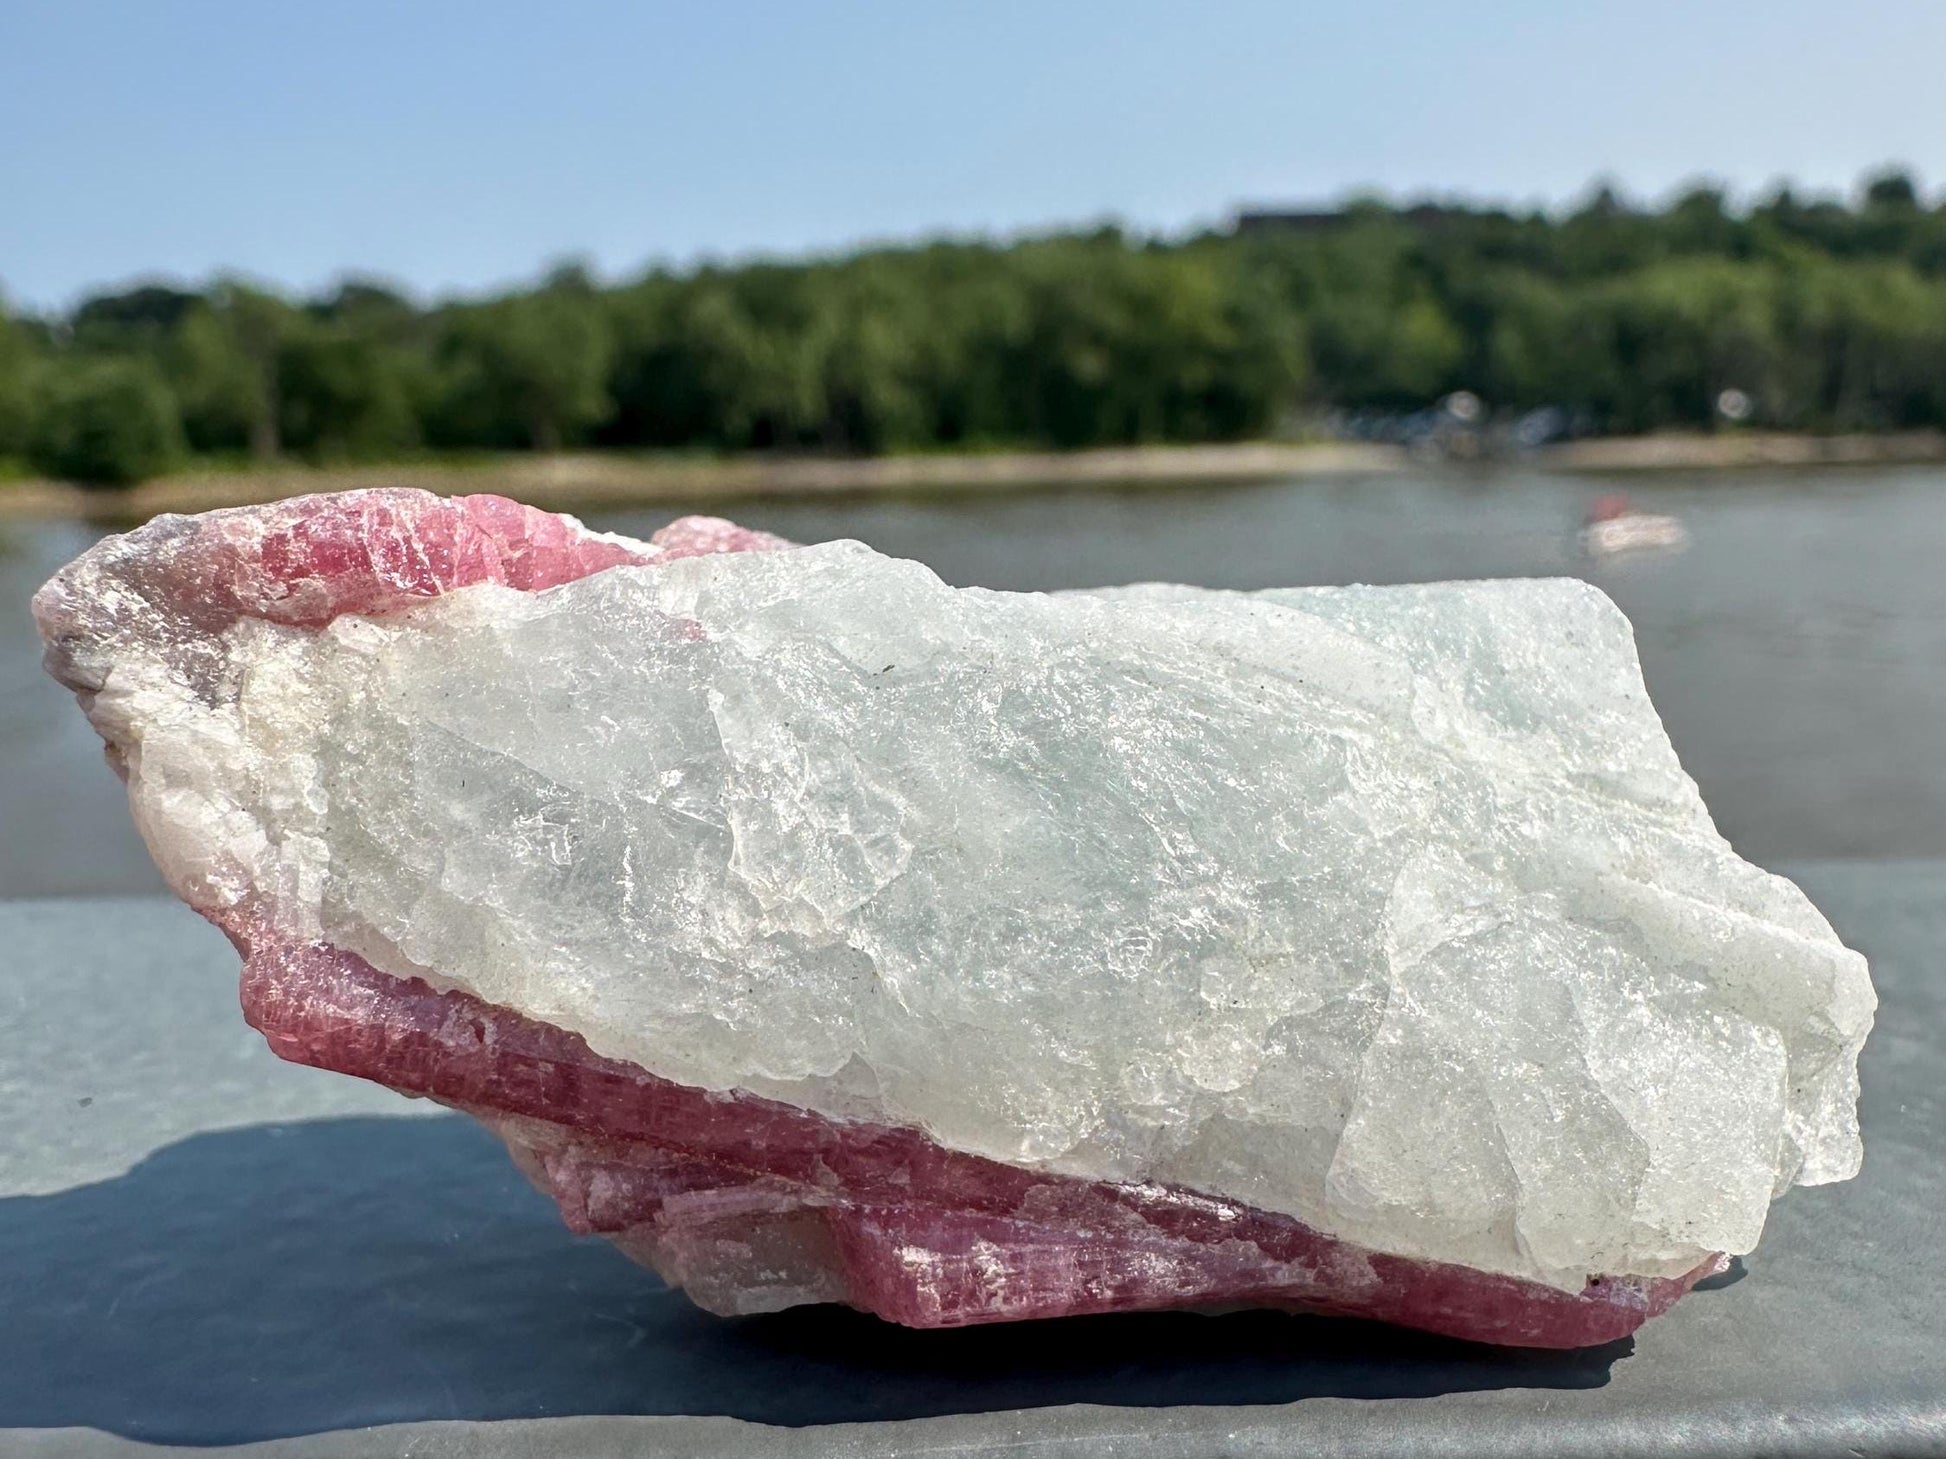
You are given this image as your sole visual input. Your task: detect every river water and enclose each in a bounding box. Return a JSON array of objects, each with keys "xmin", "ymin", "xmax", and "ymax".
[{"xmin": 5, "ymin": 465, "xmax": 1942, "ymax": 897}]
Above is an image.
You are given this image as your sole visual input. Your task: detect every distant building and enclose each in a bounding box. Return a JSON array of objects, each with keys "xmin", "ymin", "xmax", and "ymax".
[
  {"xmin": 1233, "ymin": 208, "xmax": 1347, "ymax": 235},
  {"xmin": 1233, "ymin": 203, "xmax": 1478, "ymax": 235}
]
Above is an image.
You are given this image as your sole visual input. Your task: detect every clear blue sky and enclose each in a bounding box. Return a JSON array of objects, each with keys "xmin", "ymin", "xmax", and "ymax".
[{"xmin": 3, "ymin": 0, "xmax": 1942, "ymax": 311}]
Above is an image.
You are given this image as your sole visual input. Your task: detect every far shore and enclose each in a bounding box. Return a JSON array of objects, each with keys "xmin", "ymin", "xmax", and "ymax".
[{"xmin": 4, "ymin": 430, "xmax": 1945, "ymax": 523}]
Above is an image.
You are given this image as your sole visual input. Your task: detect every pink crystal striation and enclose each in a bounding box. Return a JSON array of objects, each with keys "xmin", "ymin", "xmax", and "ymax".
[{"xmin": 37, "ymin": 490, "xmax": 1722, "ymax": 1347}]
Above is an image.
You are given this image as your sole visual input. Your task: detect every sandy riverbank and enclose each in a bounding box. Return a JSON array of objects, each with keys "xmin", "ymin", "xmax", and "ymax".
[
  {"xmin": 4, "ymin": 430, "xmax": 1944, "ymax": 522},
  {"xmin": 1540, "ymin": 429, "xmax": 1946, "ymax": 471},
  {"xmin": 0, "ymin": 442, "xmax": 1402, "ymax": 522}
]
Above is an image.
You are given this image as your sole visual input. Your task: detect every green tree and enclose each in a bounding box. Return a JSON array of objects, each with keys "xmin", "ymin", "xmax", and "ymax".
[
  {"xmin": 28, "ymin": 359, "xmax": 183, "ymax": 487},
  {"xmin": 1863, "ymin": 169, "xmax": 1920, "ymax": 210},
  {"xmin": 277, "ymin": 319, "xmax": 423, "ymax": 459},
  {"xmin": 158, "ymin": 283, "xmax": 301, "ymax": 459},
  {"xmin": 1481, "ymin": 273, "xmax": 1623, "ymax": 412},
  {"xmin": 797, "ymin": 256, "xmax": 933, "ymax": 452},
  {"xmin": 897, "ymin": 242, "xmax": 1036, "ymax": 447},
  {"xmin": 69, "ymin": 285, "xmax": 201, "ymax": 351},
  {"xmin": 432, "ymin": 287, "xmax": 613, "ymax": 450},
  {"xmin": 1594, "ymin": 260, "xmax": 1782, "ymax": 430},
  {"xmin": 1000, "ymin": 234, "xmax": 1305, "ymax": 445},
  {"xmin": 1663, "ymin": 185, "xmax": 1745, "ymax": 258},
  {"xmin": 166, "ymin": 302, "xmax": 266, "ymax": 455},
  {"xmin": 218, "ymin": 283, "xmax": 300, "ymax": 459},
  {"xmin": 0, "ymin": 302, "xmax": 40, "ymax": 460},
  {"xmin": 19, "ymin": 161, "xmax": 1946, "ymax": 463},
  {"xmin": 1772, "ymin": 259, "xmax": 1946, "ymax": 428},
  {"xmin": 1253, "ymin": 218, "xmax": 1463, "ymax": 408}
]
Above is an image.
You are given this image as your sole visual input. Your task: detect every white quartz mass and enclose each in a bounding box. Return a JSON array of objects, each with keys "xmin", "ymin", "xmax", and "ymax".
[{"xmin": 88, "ymin": 536, "xmax": 1875, "ymax": 1290}]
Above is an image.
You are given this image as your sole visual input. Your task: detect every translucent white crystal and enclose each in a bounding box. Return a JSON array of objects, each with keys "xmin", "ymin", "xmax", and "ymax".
[{"xmin": 85, "ymin": 536, "xmax": 1874, "ymax": 1290}]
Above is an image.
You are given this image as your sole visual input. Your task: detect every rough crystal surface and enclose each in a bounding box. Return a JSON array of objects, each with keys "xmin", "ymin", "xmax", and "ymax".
[{"xmin": 35, "ymin": 489, "xmax": 1874, "ymax": 1344}]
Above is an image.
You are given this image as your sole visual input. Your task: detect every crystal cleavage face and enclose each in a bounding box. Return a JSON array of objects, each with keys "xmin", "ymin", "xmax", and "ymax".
[{"xmin": 34, "ymin": 489, "xmax": 1875, "ymax": 1345}]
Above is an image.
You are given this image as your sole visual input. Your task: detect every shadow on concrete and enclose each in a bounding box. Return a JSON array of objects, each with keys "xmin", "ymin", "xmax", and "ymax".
[
  {"xmin": 0, "ymin": 1116, "xmax": 1630, "ymax": 1444},
  {"xmin": 1691, "ymin": 1256, "xmax": 1747, "ymax": 1292}
]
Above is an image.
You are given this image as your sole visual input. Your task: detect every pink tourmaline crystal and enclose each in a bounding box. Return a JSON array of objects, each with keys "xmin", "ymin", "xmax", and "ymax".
[
  {"xmin": 40, "ymin": 487, "xmax": 1837, "ymax": 1349},
  {"xmin": 234, "ymin": 931, "xmax": 1713, "ymax": 1344}
]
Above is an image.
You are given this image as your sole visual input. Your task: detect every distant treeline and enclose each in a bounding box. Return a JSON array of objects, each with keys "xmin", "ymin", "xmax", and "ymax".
[{"xmin": 7, "ymin": 169, "xmax": 1946, "ymax": 485}]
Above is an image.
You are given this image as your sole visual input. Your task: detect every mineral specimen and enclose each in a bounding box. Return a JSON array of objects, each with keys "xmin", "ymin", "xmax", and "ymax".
[{"xmin": 35, "ymin": 489, "xmax": 1875, "ymax": 1347}]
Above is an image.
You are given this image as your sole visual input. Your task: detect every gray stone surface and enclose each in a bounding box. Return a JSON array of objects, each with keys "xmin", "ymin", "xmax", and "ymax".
[
  {"xmin": 0, "ymin": 898, "xmax": 422, "ymax": 1196},
  {"xmin": 1, "ymin": 862, "xmax": 1942, "ymax": 1456}
]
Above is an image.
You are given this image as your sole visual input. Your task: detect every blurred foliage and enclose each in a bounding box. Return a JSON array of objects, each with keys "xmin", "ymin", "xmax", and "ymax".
[
  {"xmin": 26, "ymin": 358, "xmax": 183, "ymax": 487},
  {"xmin": 0, "ymin": 304, "xmax": 37, "ymax": 462},
  {"xmin": 10, "ymin": 170, "xmax": 1946, "ymax": 484}
]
